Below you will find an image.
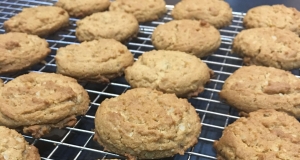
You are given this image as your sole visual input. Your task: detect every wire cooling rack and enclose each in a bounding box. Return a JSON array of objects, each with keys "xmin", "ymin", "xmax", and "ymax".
[{"xmin": 0, "ymin": 0, "xmax": 250, "ymax": 160}]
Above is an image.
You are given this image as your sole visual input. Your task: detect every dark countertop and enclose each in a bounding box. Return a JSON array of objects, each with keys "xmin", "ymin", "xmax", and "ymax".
[{"xmin": 165, "ymin": 0, "xmax": 300, "ymax": 13}]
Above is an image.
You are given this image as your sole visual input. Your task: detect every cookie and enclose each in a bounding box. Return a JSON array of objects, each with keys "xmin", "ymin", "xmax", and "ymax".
[
  {"xmin": 4, "ymin": 6, "xmax": 69, "ymax": 37},
  {"xmin": 125, "ymin": 50, "xmax": 213, "ymax": 97},
  {"xmin": 76, "ymin": 11, "xmax": 139, "ymax": 42},
  {"xmin": 243, "ymin": 5, "xmax": 300, "ymax": 35},
  {"xmin": 172, "ymin": 0, "xmax": 232, "ymax": 28},
  {"xmin": 94, "ymin": 88, "xmax": 201, "ymax": 159},
  {"xmin": 109, "ymin": 0, "xmax": 166, "ymax": 23},
  {"xmin": 0, "ymin": 72, "xmax": 90, "ymax": 138},
  {"xmin": 0, "ymin": 32, "xmax": 50, "ymax": 74},
  {"xmin": 151, "ymin": 20, "xmax": 221, "ymax": 58},
  {"xmin": 214, "ymin": 109, "xmax": 300, "ymax": 160},
  {"xmin": 220, "ymin": 66, "xmax": 300, "ymax": 118},
  {"xmin": 232, "ymin": 28, "xmax": 300, "ymax": 70},
  {"xmin": 56, "ymin": 39, "xmax": 134, "ymax": 83},
  {"xmin": 55, "ymin": 0, "xmax": 110, "ymax": 18},
  {"xmin": 0, "ymin": 126, "xmax": 40, "ymax": 160}
]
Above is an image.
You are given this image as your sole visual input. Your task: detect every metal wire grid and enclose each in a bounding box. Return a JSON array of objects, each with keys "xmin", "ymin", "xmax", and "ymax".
[{"xmin": 0, "ymin": 0, "xmax": 255, "ymax": 159}]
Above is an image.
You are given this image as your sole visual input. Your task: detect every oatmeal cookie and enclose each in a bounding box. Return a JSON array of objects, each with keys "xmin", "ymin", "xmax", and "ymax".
[
  {"xmin": 172, "ymin": 0, "xmax": 232, "ymax": 28},
  {"xmin": 232, "ymin": 27, "xmax": 300, "ymax": 70},
  {"xmin": 151, "ymin": 20, "xmax": 221, "ymax": 58},
  {"xmin": 0, "ymin": 72, "xmax": 90, "ymax": 138},
  {"xmin": 55, "ymin": 0, "xmax": 110, "ymax": 17},
  {"xmin": 109, "ymin": 0, "xmax": 166, "ymax": 23},
  {"xmin": 220, "ymin": 66, "xmax": 300, "ymax": 118},
  {"xmin": 243, "ymin": 5, "xmax": 300, "ymax": 35},
  {"xmin": 125, "ymin": 50, "xmax": 213, "ymax": 97},
  {"xmin": 94, "ymin": 88, "xmax": 201, "ymax": 159},
  {"xmin": 214, "ymin": 109, "xmax": 300, "ymax": 160},
  {"xmin": 4, "ymin": 6, "xmax": 69, "ymax": 37},
  {"xmin": 76, "ymin": 11, "xmax": 139, "ymax": 42},
  {"xmin": 0, "ymin": 32, "xmax": 50, "ymax": 74},
  {"xmin": 56, "ymin": 39, "xmax": 134, "ymax": 83},
  {"xmin": 0, "ymin": 126, "xmax": 40, "ymax": 160}
]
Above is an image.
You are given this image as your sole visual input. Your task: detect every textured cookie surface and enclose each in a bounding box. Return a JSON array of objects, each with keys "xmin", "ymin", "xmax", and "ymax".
[
  {"xmin": 125, "ymin": 50, "xmax": 213, "ymax": 97},
  {"xmin": 151, "ymin": 20, "xmax": 221, "ymax": 58},
  {"xmin": 76, "ymin": 11, "xmax": 139, "ymax": 42},
  {"xmin": 0, "ymin": 72, "xmax": 90, "ymax": 138},
  {"xmin": 4, "ymin": 6, "xmax": 69, "ymax": 37},
  {"xmin": 0, "ymin": 126, "xmax": 40, "ymax": 160},
  {"xmin": 172, "ymin": 0, "xmax": 232, "ymax": 28},
  {"xmin": 109, "ymin": 0, "xmax": 166, "ymax": 22},
  {"xmin": 214, "ymin": 109, "xmax": 300, "ymax": 160},
  {"xmin": 56, "ymin": 39, "xmax": 134, "ymax": 83},
  {"xmin": 232, "ymin": 28, "xmax": 300, "ymax": 70},
  {"xmin": 0, "ymin": 32, "xmax": 50, "ymax": 74},
  {"xmin": 244, "ymin": 5, "xmax": 300, "ymax": 35},
  {"xmin": 55, "ymin": 0, "xmax": 110, "ymax": 17},
  {"xmin": 94, "ymin": 88, "xmax": 201, "ymax": 159},
  {"xmin": 220, "ymin": 66, "xmax": 300, "ymax": 118}
]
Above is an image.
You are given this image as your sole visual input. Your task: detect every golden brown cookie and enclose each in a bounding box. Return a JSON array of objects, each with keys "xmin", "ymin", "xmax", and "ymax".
[
  {"xmin": 220, "ymin": 66, "xmax": 300, "ymax": 118},
  {"xmin": 172, "ymin": 0, "xmax": 232, "ymax": 28},
  {"xmin": 109, "ymin": 0, "xmax": 166, "ymax": 23},
  {"xmin": 125, "ymin": 50, "xmax": 213, "ymax": 97},
  {"xmin": 0, "ymin": 72, "xmax": 90, "ymax": 138},
  {"xmin": 0, "ymin": 126, "xmax": 40, "ymax": 160},
  {"xmin": 243, "ymin": 5, "xmax": 300, "ymax": 35},
  {"xmin": 151, "ymin": 20, "xmax": 221, "ymax": 58},
  {"xmin": 76, "ymin": 11, "xmax": 139, "ymax": 42},
  {"xmin": 0, "ymin": 32, "xmax": 50, "ymax": 74},
  {"xmin": 55, "ymin": 0, "xmax": 110, "ymax": 18},
  {"xmin": 232, "ymin": 28, "xmax": 300, "ymax": 70},
  {"xmin": 214, "ymin": 109, "xmax": 300, "ymax": 160},
  {"xmin": 56, "ymin": 39, "xmax": 134, "ymax": 83},
  {"xmin": 94, "ymin": 88, "xmax": 201, "ymax": 159},
  {"xmin": 4, "ymin": 6, "xmax": 69, "ymax": 37}
]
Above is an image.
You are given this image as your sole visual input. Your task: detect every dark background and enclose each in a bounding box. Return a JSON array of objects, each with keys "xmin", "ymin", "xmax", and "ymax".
[{"xmin": 165, "ymin": 0, "xmax": 300, "ymax": 12}]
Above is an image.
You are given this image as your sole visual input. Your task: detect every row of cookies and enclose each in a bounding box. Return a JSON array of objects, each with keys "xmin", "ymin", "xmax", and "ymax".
[
  {"xmin": 3, "ymin": 0, "xmax": 167, "ymax": 37},
  {"xmin": 214, "ymin": 4, "xmax": 300, "ymax": 160},
  {"xmin": 1, "ymin": 0, "xmax": 233, "ymax": 76},
  {"xmin": 220, "ymin": 4, "xmax": 300, "ymax": 114},
  {"xmin": 220, "ymin": 4, "xmax": 300, "ymax": 118}
]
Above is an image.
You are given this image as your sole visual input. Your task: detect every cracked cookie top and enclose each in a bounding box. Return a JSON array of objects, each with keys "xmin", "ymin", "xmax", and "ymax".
[
  {"xmin": 214, "ymin": 109, "xmax": 300, "ymax": 160},
  {"xmin": 232, "ymin": 27, "xmax": 300, "ymax": 70},
  {"xmin": 220, "ymin": 66, "xmax": 300, "ymax": 118},
  {"xmin": 0, "ymin": 72, "xmax": 90, "ymax": 128},
  {"xmin": 151, "ymin": 20, "xmax": 221, "ymax": 58},
  {"xmin": 94, "ymin": 88, "xmax": 201, "ymax": 159}
]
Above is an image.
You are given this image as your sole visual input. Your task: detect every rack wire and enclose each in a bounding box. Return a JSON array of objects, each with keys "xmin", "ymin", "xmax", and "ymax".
[{"xmin": 0, "ymin": 0, "xmax": 251, "ymax": 159}]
